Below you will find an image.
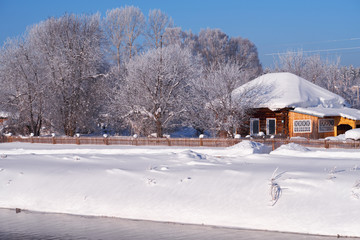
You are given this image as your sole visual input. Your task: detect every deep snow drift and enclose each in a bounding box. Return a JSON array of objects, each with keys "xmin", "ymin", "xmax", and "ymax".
[{"xmin": 1, "ymin": 141, "xmax": 360, "ymax": 237}]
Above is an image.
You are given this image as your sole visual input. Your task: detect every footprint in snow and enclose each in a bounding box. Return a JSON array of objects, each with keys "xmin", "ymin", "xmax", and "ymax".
[
  {"xmin": 352, "ymin": 179, "xmax": 360, "ymax": 199},
  {"xmin": 147, "ymin": 178, "xmax": 157, "ymax": 185},
  {"xmin": 149, "ymin": 166, "xmax": 169, "ymax": 171},
  {"xmin": 180, "ymin": 177, "xmax": 192, "ymax": 183}
]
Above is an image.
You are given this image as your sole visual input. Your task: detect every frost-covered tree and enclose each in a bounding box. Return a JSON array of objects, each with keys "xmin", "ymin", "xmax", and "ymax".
[
  {"xmin": 103, "ymin": 8, "xmax": 125, "ymax": 68},
  {"xmin": 29, "ymin": 14, "xmax": 107, "ymax": 136},
  {"xmin": 162, "ymin": 27, "xmax": 183, "ymax": 46},
  {"xmin": 196, "ymin": 28, "xmax": 262, "ymax": 79},
  {"xmin": 226, "ymin": 37, "xmax": 262, "ymax": 80},
  {"xmin": 275, "ymin": 50, "xmax": 307, "ymax": 77},
  {"xmin": 274, "ymin": 50, "xmax": 360, "ymax": 109},
  {"xmin": 197, "ymin": 29, "xmax": 229, "ymax": 67},
  {"xmin": 339, "ymin": 65, "xmax": 360, "ymax": 108},
  {"xmin": 0, "ymin": 37, "xmax": 46, "ymax": 135},
  {"xmin": 119, "ymin": 45, "xmax": 200, "ymax": 137},
  {"xmin": 191, "ymin": 62, "xmax": 258, "ymax": 137},
  {"xmin": 145, "ymin": 9, "xmax": 173, "ymax": 49},
  {"xmin": 103, "ymin": 6, "xmax": 145, "ymax": 67}
]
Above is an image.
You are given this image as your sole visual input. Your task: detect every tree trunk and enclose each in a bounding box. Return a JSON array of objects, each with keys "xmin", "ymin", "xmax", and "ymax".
[{"xmin": 156, "ymin": 119, "xmax": 163, "ymax": 138}]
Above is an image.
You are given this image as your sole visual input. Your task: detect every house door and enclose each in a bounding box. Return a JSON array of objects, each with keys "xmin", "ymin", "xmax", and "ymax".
[
  {"xmin": 250, "ymin": 118, "xmax": 259, "ymax": 135},
  {"xmin": 267, "ymin": 118, "xmax": 276, "ymax": 135}
]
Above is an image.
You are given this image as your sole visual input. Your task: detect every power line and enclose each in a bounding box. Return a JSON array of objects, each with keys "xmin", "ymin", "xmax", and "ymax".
[
  {"xmin": 270, "ymin": 37, "xmax": 360, "ymax": 48},
  {"xmin": 265, "ymin": 46, "xmax": 360, "ymax": 56}
]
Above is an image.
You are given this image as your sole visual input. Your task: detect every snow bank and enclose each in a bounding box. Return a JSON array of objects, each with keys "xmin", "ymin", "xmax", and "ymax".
[
  {"xmin": 325, "ymin": 134, "xmax": 346, "ymax": 141},
  {"xmin": 271, "ymin": 143, "xmax": 310, "ymax": 155},
  {"xmin": 345, "ymin": 128, "xmax": 360, "ymax": 140},
  {"xmin": 226, "ymin": 140, "xmax": 271, "ymax": 155}
]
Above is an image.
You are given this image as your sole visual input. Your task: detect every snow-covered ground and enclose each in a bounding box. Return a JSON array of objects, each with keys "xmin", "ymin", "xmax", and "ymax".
[{"xmin": 1, "ymin": 141, "xmax": 360, "ymax": 237}]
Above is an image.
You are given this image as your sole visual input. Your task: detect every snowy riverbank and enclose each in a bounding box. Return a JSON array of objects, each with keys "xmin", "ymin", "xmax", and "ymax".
[{"xmin": 1, "ymin": 142, "xmax": 360, "ymax": 237}]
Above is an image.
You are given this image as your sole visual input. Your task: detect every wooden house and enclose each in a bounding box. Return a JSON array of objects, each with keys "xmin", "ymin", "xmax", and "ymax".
[{"xmin": 234, "ymin": 72, "xmax": 360, "ymax": 139}]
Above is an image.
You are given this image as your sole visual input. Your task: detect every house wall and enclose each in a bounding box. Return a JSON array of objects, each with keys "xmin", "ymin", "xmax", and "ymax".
[
  {"xmin": 242, "ymin": 108, "xmax": 359, "ymax": 139},
  {"xmin": 287, "ymin": 112, "xmax": 355, "ymax": 139},
  {"xmin": 240, "ymin": 108, "xmax": 290, "ymax": 137}
]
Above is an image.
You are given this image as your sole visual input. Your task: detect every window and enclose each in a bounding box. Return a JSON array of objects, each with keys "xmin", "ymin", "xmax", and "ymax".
[
  {"xmin": 266, "ymin": 118, "xmax": 276, "ymax": 135},
  {"xmin": 250, "ymin": 118, "xmax": 259, "ymax": 135},
  {"xmin": 318, "ymin": 119, "xmax": 334, "ymax": 132},
  {"xmin": 293, "ymin": 119, "xmax": 312, "ymax": 133}
]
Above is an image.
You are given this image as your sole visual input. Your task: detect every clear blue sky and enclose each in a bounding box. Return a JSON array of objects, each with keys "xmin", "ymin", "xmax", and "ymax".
[{"xmin": 0, "ymin": 0, "xmax": 359, "ymax": 68}]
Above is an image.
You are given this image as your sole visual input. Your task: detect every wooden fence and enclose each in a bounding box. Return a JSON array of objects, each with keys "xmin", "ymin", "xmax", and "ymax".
[{"xmin": 1, "ymin": 135, "xmax": 360, "ymax": 150}]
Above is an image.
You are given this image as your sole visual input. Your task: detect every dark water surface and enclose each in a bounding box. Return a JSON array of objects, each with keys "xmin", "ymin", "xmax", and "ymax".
[{"xmin": 0, "ymin": 208, "xmax": 353, "ymax": 240}]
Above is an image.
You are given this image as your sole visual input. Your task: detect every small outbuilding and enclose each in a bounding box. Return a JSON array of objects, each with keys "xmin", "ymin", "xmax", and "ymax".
[
  {"xmin": 0, "ymin": 111, "xmax": 9, "ymax": 128},
  {"xmin": 233, "ymin": 72, "xmax": 360, "ymax": 139}
]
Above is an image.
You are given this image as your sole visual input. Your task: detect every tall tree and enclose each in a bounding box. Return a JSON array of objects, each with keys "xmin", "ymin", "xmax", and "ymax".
[
  {"xmin": 103, "ymin": 6, "xmax": 145, "ymax": 67},
  {"xmin": 197, "ymin": 28, "xmax": 229, "ymax": 67},
  {"xmin": 0, "ymin": 37, "xmax": 46, "ymax": 135},
  {"xmin": 191, "ymin": 62, "xmax": 258, "ymax": 137},
  {"xmin": 227, "ymin": 37, "xmax": 262, "ymax": 79},
  {"xmin": 120, "ymin": 45, "xmax": 200, "ymax": 137},
  {"xmin": 29, "ymin": 13, "xmax": 107, "ymax": 136},
  {"xmin": 145, "ymin": 9, "xmax": 173, "ymax": 49}
]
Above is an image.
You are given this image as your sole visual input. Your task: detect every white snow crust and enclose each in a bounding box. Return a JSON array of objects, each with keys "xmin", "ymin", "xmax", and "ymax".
[
  {"xmin": 232, "ymin": 72, "xmax": 348, "ymax": 110},
  {"xmin": 1, "ymin": 142, "xmax": 360, "ymax": 237}
]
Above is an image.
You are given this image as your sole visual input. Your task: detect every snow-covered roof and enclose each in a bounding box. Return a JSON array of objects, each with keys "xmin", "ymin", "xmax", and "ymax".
[
  {"xmin": 232, "ymin": 72, "xmax": 348, "ymax": 110},
  {"xmin": 293, "ymin": 107, "xmax": 360, "ymax": 121}
]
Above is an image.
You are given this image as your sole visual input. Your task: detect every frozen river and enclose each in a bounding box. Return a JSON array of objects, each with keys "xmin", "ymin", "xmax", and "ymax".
[{"xmin": 0, "ymin": 208, "xmax": 352, "ymax": 240}]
